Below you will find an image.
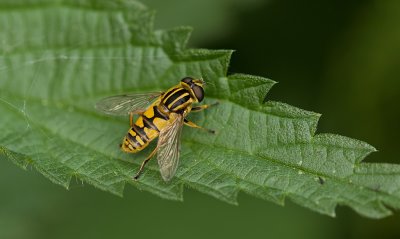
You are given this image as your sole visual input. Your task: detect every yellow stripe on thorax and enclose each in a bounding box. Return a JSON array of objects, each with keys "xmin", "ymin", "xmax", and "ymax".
[
  {"xmin": 167, "ymin": 92, "xmax": 189, "ymax": 109},
  {"xmin": 174, "ymin": 100, "xmax": 192, "ymax": 112},
  {"xmin": 162, "ymin": 87, "xmax": 182, "ymax": 104}
]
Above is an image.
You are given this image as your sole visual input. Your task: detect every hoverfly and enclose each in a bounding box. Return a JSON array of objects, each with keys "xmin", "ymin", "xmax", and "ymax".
[{"xmin": 96, "ymin": 77, "xmax": 217, "ymax": 182}]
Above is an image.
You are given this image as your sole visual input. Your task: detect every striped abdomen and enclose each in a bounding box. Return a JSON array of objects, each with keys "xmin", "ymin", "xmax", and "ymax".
[
  {"xmin": 121, "ymin": 103, "xmax": 170, "ymax": 153},
  {"xmin": 121, "ymin": 86, "xmax": 195, "ymax": 153}
]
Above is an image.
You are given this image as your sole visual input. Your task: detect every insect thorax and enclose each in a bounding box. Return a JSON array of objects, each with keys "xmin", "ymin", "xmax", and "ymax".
[{"xmin": 161, "ymin": 87, "xmax": 193, "ymax": 112}]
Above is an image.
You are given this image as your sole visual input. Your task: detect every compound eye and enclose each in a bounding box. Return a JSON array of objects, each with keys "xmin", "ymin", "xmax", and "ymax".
[
  {"xmin": 192, "ymin": 85, "xmax": 204, "ymax": 102},
  {"xmin": 181, "ymin": 77, "xmax": 193, "ymax": 84}
]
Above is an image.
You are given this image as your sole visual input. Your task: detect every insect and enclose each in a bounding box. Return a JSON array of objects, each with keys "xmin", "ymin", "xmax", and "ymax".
[{"xmin": 96, "ymin": 77, "xmax": 217, "ymax": 182}]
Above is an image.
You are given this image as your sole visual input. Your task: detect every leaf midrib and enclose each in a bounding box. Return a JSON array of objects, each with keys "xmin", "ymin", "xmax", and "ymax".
[
  {"xmin": 0, "ymin": 87, "xmax": 318, "ymax": 129},
  {"xmin": 1, "ymin": 93, "xmax": 393, "ymax": 202}
]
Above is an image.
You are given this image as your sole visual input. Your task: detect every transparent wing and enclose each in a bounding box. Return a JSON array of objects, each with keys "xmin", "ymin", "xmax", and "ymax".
[
  {"xmin": 95, "ymin": 92, "xmax": 161, "ymax": 115},
  {"xmin": 157, "ymin": 114, "xmax": 184, "ymax": 182}
]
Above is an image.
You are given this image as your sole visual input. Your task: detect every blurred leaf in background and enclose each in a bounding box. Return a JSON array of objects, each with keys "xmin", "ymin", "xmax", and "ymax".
[
  {"xmin": 1, "ymin": 0, "xmax": 400, "ymax": 238},
  {"xmin": 320, "ymin": 0, "xmax": 400, "ymax": 165},
  {"xmin": 320, "ymin": 1, "xmax": 400, "ymax": 236},
  {"xmin": 145, "ymin": 0, "xmax": 266, "ymax": 45}
]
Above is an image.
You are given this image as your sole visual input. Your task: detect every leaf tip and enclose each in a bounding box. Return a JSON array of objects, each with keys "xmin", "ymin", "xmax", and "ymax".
[
  {"xmin": 226, "ymin": 73, "xmax": 276, "ymax": 105},
  {"xmin": 157, "ymin": 26, "xmax": 194, "ymax": 52}
]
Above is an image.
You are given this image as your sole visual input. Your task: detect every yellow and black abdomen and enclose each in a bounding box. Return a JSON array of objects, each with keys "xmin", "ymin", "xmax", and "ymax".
[
  {"xmin": 121, "ymin": 85, "xmax": 195, "ymax": 153},
  {"xmin": 121, "ymin": 102, "xmax": 170, "ymax": 153}
]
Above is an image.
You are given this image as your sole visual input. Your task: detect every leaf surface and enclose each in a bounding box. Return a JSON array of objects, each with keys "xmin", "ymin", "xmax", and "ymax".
[{"xmin": 1, "ymin": 0, "xmax": 399, "ymax": 219}]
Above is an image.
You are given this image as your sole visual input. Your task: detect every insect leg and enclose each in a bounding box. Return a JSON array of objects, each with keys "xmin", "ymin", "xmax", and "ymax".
[
  {"xmin": 191, "ymin": 101, "xmax": 219, "ymax": 112},
  {"xmin": 133, "ymin": 147, "xmax": 158, "ymax": 180},
  {"xmin": 184, "ymin": 118, "xmax": 215, "ymax": 134},
  {"xmin": 129, "ymin": 112, "xmax": 134, "ymax": 127}
]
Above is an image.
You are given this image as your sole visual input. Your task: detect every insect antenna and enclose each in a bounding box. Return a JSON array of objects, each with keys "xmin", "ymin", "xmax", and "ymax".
[{"xmin": 200, "ymin": 78, "xmax": 215, "ymax": 87}]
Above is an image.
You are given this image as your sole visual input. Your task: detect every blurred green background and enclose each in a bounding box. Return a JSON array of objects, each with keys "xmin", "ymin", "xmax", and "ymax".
[{"xmin": 1, "ymin": 0, "xmax": 400, "ymax": 238}]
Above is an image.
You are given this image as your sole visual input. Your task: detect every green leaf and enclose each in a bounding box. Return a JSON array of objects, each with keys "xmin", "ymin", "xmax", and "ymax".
[{"xmin": 0, "ymin": 0, "xmax": 399, "ymax": 219}]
